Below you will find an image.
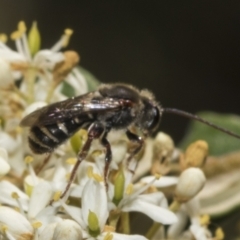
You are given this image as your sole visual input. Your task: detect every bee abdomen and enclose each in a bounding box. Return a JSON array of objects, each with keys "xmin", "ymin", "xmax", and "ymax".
[
  {"xmin": 28, "ymin": 125, "xmax": 62, "ymax": 154},
  {"xmin": 28, "ymin": 119, "xmax": 89, "ymax": 154}
]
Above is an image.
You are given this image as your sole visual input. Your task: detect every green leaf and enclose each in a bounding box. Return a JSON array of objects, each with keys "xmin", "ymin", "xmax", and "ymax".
[
  {"xmin": 78, "ymin": 66, "xmax": 100, "ymax": 91},
  {"xmin": 179, "ymin": 112, "xmax": 240, "ymax": 155},
  {"xmin": 61, "ymin": 66, "xmax": 100, "ymax": 97},
  {"xmin": 61, "ymin": 81, "xmax": 75, "ymax": 97}
]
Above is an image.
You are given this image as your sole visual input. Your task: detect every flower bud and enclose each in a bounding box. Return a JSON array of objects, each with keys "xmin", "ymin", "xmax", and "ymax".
[
  {"xmin": 28, "ymin": 21, "xmax": 41, "ymax": 56},
  {"xmin": 175, "ymin": 167, "xmax": 206, "ymax": 203},
  {"xmin": 151, "ymin": 132, "xmax": 174, "ymax": 175},
  {"xmin": 53, "ymin": 220, "xmax": 83, "ymax": 240}
]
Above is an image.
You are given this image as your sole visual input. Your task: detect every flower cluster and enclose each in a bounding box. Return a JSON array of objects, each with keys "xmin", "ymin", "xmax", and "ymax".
[{"xmin": 0, "ymin": 22, "xmax": 225, "ymax": 240}]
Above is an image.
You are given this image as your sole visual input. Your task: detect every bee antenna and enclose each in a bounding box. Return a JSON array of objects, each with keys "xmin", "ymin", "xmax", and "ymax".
[{"xmin": 162, "ymin": 108, "xmax": 240, "ymax": 140}]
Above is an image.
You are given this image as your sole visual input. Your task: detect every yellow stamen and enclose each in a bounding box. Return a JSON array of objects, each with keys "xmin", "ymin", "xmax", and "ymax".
[
  {"xmin": 154, "ymin": 173, "xmax": 161, "ymax": 180},
  {"xmin": 64, "ymin": 28, "xmax": 73, "ymax": 36},
  {"xmin": 1, "ymin": 225, "xmax": 8, "ymax": 233},
  {"xmin": 18, "ymin": 21, "xmax": 27, "ymax": 33},
  {"xmin": 125, "ymin": 183, "xmax": 133, "ymax": 195},
  {"xmin": 62, "ymin": 28, "xmax": 73, "ymax": 47},
  {"xmin": 0, "ymin": 34, "xmax": 8, "ymax": 43},
  {"xmin": 103, "ymin": 232, "xmax": 113, "ymax": 240},
  {"xmin": 10, "ymin": 30, "xmax": 22, "ymax": 40},
  {"xmin": 53, "ymin": 191, "xmax": 62, "ymax": 201},
  {"xmin": 103, "ymin": 225, "xmax": 115, "ymax": 232},
  {"xmin": 91, "ymin": 150, "xmax": 103, "ymax": 158},
  {"xmin": 66, "ymin": 157, "xmax": 77, "ymax": 165},
  {"xmin": 24, "ymin": 156, "xmax": 34, "ymax": 164},
  {"xmin": 87, "ymin": 166, "xmax": 103, "ymax": 182},
  {"xmin": 32, "ymin": 221, "xmax": 42, "ymax": 229},
  {"xmin": 13, "ymin": 207, "xmax": 20, "ymax": 212},
  {"xmin": 200, "ymin": 214, "xmax": 210, "ymax": 226},
  {"xmin": 215, "ymin": 227, "xmax": 224, "ymax": 240},
  {"xmin": 15, "ymin": 126, "xmax": 22, "ymax": 134},
  {"xmin": 11, "ymin": 192, "xmax": 19, "ymax": 199}
]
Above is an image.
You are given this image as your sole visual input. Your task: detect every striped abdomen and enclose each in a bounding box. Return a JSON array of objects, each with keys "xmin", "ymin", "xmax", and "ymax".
[{"xmin": 28, "ymin": 118, "xmax": 90, "ymax": 154}]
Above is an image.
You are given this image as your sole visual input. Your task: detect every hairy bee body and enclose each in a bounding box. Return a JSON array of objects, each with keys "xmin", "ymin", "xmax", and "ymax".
[
  {"xmin": 21, "ymin": 83, "xmax": 240, "ymax": 201},
  {"xmin": 21, "ymin": 84, "xmax": 161, "ymax": 154}
]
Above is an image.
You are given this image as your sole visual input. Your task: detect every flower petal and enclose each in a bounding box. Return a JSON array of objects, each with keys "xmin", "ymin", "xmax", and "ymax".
[
  {"xmin": 101, "ymin": 232, "xmax": 148, "ymax": 240},
  {"xmin": 82, "ymin": 178, "xmax": 108, "ymax": 230},
  {"xmin": 28, "ymin": 180, "xmax": 53, "ymax": 219},
  {"xmin": 0, "ymin": 155, "xmax": 10, "ymax": 177},
  {"xmin": 61, "ymin": 202, "xmax": 84, "ymax": 227},
  {"xmin": 0, "ymin": 180, "xmax": 29, "ymax": 211},
  {"xmin": 167, "ymin": 209, "xmax": 188, "ymax": 238},
  {"xmin": 140, "ymin": 175, "xmax": 178, "ymax": 188},
  {"xmin": 0, "ymin": 206, "xmax": 33, "ymax": 239},
  {"xmin": 122, "ymin": 198, "xmax": 177, "ymax": 225}
]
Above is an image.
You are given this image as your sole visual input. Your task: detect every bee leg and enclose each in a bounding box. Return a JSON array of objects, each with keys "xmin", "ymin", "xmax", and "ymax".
[
  {"xmin": 57, "ymin": 123, "xmax": 105, "ymax": 202},
  {"xmin": 100, "ymin": 131, "xmax": 112, "ymax": 191},
  {"xmin": 126, "ymin": 130, "xmax": 144, "ymax": 174}
]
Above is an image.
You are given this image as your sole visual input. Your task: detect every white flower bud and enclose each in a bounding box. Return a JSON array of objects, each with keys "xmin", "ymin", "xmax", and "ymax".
[
  {"xmin": 52, "ymin": 220, "xmax": 83, "ymax": 240},
  {"xmin": 38, "ymin": 222, "xmax": 57, "ymax": 240},
  {"xmin": 175, "ymin": 167, "xmax": 206, "ymax": 203}
]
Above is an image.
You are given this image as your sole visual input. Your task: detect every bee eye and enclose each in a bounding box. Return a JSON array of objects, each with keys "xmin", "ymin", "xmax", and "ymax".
[{"xmin": 147, "ymin": 106, "xmax": 161, "ymax": 131}]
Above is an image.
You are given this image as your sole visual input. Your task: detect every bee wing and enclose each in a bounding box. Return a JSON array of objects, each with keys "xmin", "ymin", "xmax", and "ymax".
[{"xmin": 20, "ymin": 92, "xmax": 124, "ymax": 127}]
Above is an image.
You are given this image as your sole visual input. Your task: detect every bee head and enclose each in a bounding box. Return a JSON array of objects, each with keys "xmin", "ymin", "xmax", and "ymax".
[{"xmin": 136, "ymin": 90, "xmax": 162, "ymax": 135}]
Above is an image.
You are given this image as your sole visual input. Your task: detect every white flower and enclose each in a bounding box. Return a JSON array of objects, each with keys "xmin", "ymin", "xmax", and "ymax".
[
  {"xmin": 0, "ymin": 131, "xmax": 25, "ymax": 176},
  {"xmin": 0, "ymin": 206, "xmax": 34, "ymax": 240},
  {"xmin": 109, "ymin": 169, "xmax": 177, "ymax": 225},
  {"xmin": 62, "ymin": 175, "xmax": 148, "ymax": 240},
  {"xmin": 0, "ymin": 21, "xmax": 88, "ymax": 104}
]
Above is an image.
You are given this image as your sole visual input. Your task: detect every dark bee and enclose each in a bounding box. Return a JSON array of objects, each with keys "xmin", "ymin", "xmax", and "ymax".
[{"xmin": 20, "ymin": 83, "xmax": 240, "ymax": 199}]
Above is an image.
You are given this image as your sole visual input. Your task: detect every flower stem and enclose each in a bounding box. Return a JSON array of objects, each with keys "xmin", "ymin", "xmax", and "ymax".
[
  {"xmin": 145, "ymin": 222, "xmax": 162, "ymax": 239},
  {"xmin": 45, "ymin": 82, "xmax": 57, "ymax": 103},
  {"xmin": 169, "ymin": 199, "xmax": 181, "ymax": 212},
  {"xmin": 25, "ymin": 68, "xmax": 36, "ymax": 103}
]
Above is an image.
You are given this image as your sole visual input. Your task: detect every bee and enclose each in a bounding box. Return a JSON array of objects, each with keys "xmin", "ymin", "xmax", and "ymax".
[{"xmin": 20, "ymin": 83, "xmax": 240, "ymax": 199}]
